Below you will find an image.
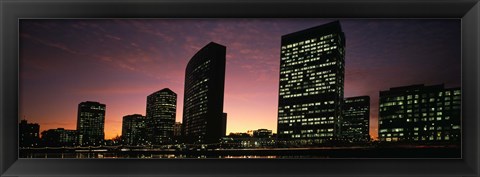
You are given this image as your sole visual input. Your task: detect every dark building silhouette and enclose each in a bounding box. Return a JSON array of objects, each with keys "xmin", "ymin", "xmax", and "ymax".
[
  {"xmin": 341, "ymin": 96, "xmax": 370, "ymax": 142},
  {"xmin": 221, "ymin": 129, "xmax": 275, "ymax": 148},
  {"xmin": 76, "ymin": 101, "xmax": 106, "ymax": 146},
  {"xmin": 221, "ymin": 113, "xmax": 228, "ymax": 137},
  {"xmin": 378, "ymin": 84, "xmax": 461, "ymax": 143},
  {"xmin": 173, "ymin": 122, "xmax": 182, "ymax": 137},
  {"xmin": 122, "ymin": 114, "xmax": 147, "ymax": 146},
  {"xmin": 277, "ymin": 21, "xmax": 346, "ymax": 145},
  {"xmin": 41, "ymin": 128, "xmax": 77, "ymax": 147},
  {"xmin": 19, "ymin": 120, "xmax": 40, "ymax": 148},
  {"xmin": 105, "ymin": 136, "xmax": 121, "ymax": 146},
  {"xmin": 253, "ymin": 129, "xmax": 273, "ymax": 138},
  {"xmin": 146, "ymin": 88, "xmax": 177, "ymax": 145},
  {"xmin": 173, "ymin": 122, "xmax": 182, "ymax": 143},
  {"xmin": 182, "ymin": 42, "xmax": 226, "ymax": 144}
]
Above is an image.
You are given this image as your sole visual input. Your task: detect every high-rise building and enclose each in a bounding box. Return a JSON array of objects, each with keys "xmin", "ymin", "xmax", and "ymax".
[
  {"xmin": 76, "ymin": 101, "xmax": 106, "ymax": 146},
  {"xmin": 41, "ymin": 128, "xmax": 77, "ymax": 147},
  {"xmin": 342, "ymin": 96, "xmax": 370, "ymax": 142},
  {"xmin": 146, "ymin": 88, "xmax": 177, "ymax": 145},
  {"xmin": 182, "ymin": 42, "xmax": 226, "ymax": 144},
  {"xmin": 378, "ymin": 84, "xmax": 461, "ymax": 143},
  {"xmin": 122, "ymin": 114, "xmax": 147, "ymax": 146},
  {"xmin": 19, "ymin": 120, "xmax": 40, "ymax": 147},
  {"xmin": 277, "ymin": 21, "xmax": 346, "ymax": 145}
]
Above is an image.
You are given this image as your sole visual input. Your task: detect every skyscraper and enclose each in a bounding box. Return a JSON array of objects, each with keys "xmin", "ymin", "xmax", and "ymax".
[
  {"xmin": 76, "ymin": 101, "xmax": 106, "ymax": 146},
  {"xmin": 146, "ymin": 88, "xmax": 177, "ymax": 145},
  {"xmin": 122, "ymin": 114, "xmax": 147, "ymax": 146},
  {"xmin": 342, "ymin": 96, "xmax": 370, "ymax": 142},
  {"xmin": 19, "ymin": 120, "xmax": 40, "ymax": 148},
  {"xmin": 277, "ymin": 21, "xmax": 346, "ymax": 145},
  {"xmin": 378, "ymin": 84, "xmax": 461, "ymax": 143},
  {"xmin": 182, "ymin": 42, "xmax": 226, "ymax": 144}
]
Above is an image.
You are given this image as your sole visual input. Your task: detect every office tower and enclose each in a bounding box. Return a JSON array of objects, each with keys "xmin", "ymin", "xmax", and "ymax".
[
  {"xmin": 41, "ymin": 128, "xmax": 77, "ymax": 147},
  {"xmin": 122, "ymin": 114, "xmax": 147, "ymax": 146},
  {"xmin": 76, "ymin": 101, "xmax": 106, "ymax": 146},
  {"xmin": 19, "ymin": 120, "xmax": 40, "ymax": 147},
  {"xmin": 146, "ymin": 88, "xmax": 177, "ymax": 145},
  {"xmin": 342, "ymin": 96, "xmax": 370, "ymax": 142},
  {"xmin": 378, "ymin": 84, "xmax": 461, "ymax": 143},
  {"xmin": 221, "ymin": 113, "xmax": 227, "ymax": 137},
  {"xmin": 277, "ymin": 21, "xmax": 346, "ymax": 145},
  {"xmin": 182, "ymin": 42, "xmax": 226, "ymax": 144}
]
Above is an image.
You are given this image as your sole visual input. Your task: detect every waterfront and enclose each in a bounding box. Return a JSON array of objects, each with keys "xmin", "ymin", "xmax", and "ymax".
[{"xmin": 20, "ymin": 146, "xmax": 460, "ymax": 159}]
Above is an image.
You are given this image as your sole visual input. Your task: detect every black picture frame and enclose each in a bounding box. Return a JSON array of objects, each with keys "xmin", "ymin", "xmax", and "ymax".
[{"xmin": 1, "ymin": 0, "xmax": 479, "ymax": 176}]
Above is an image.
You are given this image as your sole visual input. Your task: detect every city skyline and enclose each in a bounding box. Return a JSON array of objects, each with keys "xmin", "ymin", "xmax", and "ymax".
[{"xmin": 19, "ymin": 19, "xmax": 461, "ymax": 140}]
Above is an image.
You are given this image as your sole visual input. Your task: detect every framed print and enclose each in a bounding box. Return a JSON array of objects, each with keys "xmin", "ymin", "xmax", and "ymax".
[{"xmin": 1, "ymin": 0, "xmax": 479, "ymax": 176}]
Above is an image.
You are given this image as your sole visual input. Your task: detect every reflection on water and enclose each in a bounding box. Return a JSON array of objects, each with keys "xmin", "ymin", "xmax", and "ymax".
[
  {"xmin": 23, "ymin": 153, "xmax": 284, "ymax": 159},
  {"xmin": 20, "ymin": 146, "xmax": 460, "ymax": 159}
]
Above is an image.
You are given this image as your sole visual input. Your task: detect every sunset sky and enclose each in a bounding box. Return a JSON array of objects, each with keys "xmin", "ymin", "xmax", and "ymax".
[{"xmin": 19, "ymin": 19, "xmax": 461, "ymax": 140}]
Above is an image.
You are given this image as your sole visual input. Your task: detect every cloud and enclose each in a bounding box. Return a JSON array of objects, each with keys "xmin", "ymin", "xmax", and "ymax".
[
  {"xmin": 94, "ymin": 54, "xmax": 113, "ymax": 62},
  {"xmin": 129, "ymin": 21, "xmax": 175, "ymax": 42},
  {"xmin": 105, "ymin": 34, "xmax": 122, "ymax": 41},
  {"xmin": 117, "ymin": 62, "xmax": 136, "ymax": 71},
  {"xmin": 72, "ymin": 21, "xmax": 107, "ymax": 33},
  {"xmin": 24, "ymin": 34, "xmax": 78, "ymax": 54}
]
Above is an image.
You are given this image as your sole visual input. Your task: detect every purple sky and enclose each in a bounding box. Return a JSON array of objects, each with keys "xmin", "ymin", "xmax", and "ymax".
[{"xmin": 19, "ymin": 19, "xmax": 461, "ymax": 139}]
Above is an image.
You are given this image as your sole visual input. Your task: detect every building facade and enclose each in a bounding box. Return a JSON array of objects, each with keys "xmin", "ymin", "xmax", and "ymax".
[
  {"xmin": 41, "ymin": 128, "xmax": 77, "ymax": 147},
  {"xmin": 277, "ymin": 21, "xmax": 346, "ymax": 145},
  {"xmin": 146, "ymin": 88, "xmax": 177, "ymax": 145},
  {"xmin": 341, "ymin": 96, "xmax": 370, "ymax": 142},
  {"xmin": 19, "ymin": 120, "xmax": 40, "ymax": 148},
  {"xmin": 76, "ymin": 101, "xmax": 106, "ymax": 146},
  {"xmin": 122, "ymin": 114, "xmax": 147, "ymax": 146},
  {"xmin": 182, "ymin": 42, "xmax": 226, "ymax": 144},
  {"xmin": 378, "ymin": 84, "xmax": 461, "ymax": 144}
]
